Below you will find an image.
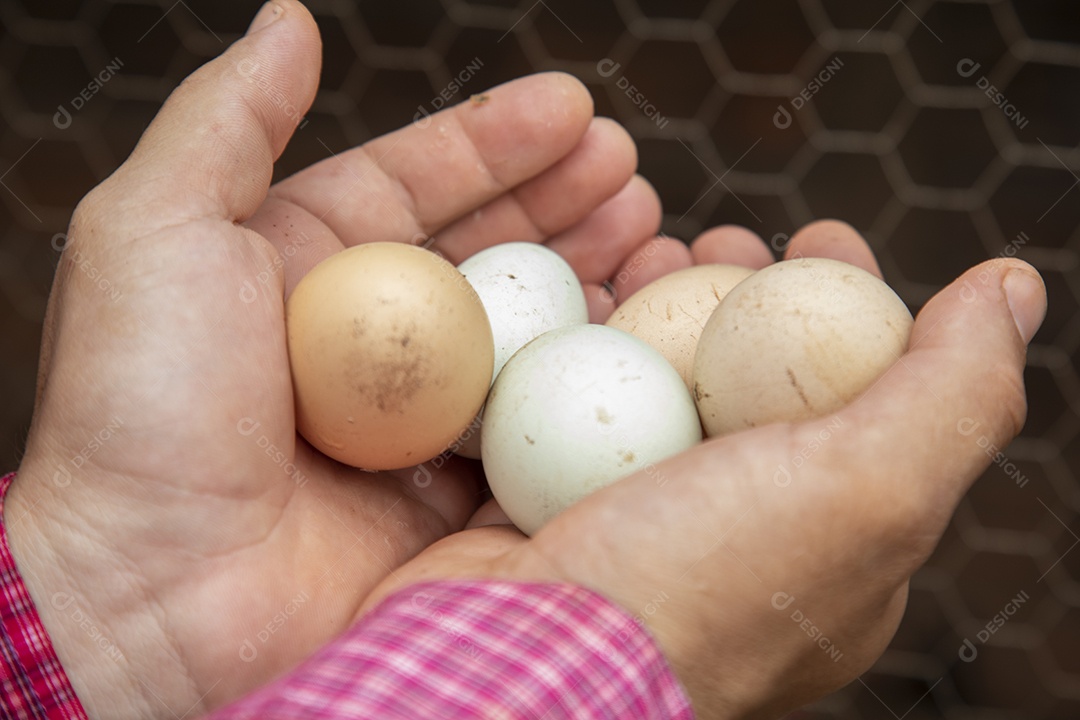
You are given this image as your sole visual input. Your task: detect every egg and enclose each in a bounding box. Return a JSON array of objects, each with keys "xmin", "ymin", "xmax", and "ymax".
[
  {"xmin": 605, "ymin": 264, "xmax": 754, "ymax": 390},
  {"xmin": 286, "ymin": 242, "xmax": 494, "ymax": 470},
  {"xmin": 482, "ymin": 324, "xmax": 701, "ymax": 535},
  {"xmin": 692, "ymin": 257, "xmax": 913, "ymax": 437},
  {"xmin": 452, "ymin": 242, "xmax": 588, "ymax": 458}
]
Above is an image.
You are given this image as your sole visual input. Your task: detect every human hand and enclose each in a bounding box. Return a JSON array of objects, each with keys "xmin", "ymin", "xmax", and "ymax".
[
  {"xmin": 7, "ymin": 2, "xmax": 670, "ymax": 716},
  {"xmin": 356, "ymin": 221, "xmax": 1047, "ymax": 719}
]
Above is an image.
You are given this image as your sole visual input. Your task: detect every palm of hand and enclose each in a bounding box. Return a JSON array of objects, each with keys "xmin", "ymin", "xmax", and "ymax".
[
  {"xmin": 11, "ymin": 5, "xmax": 1042, "ymax": 719},
  {"xmin": 13, "ymin": 17, "xmax": 668, "ymax": 710},
  {"xmin": 61, "ymin": 219, "xmax": 487, "ymax": 702}
]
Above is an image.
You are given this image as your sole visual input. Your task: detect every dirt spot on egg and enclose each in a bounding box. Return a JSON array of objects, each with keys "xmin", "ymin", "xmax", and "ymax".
[
  {"xmin": 786, "ymin": 367, "xmax": 811, "ymax": 409},
  {"xmin": 348, "ymin": 347, "xmax": 429, "ymax": 415},
  {"xmin": 694, "ymin": 382, "xmax": 711, "ymax": 401}
]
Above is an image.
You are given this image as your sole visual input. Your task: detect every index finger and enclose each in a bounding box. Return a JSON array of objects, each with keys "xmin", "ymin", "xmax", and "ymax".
[{"xmin": 269, "ymin": 72, "xmax": 595, "ymax": 248}]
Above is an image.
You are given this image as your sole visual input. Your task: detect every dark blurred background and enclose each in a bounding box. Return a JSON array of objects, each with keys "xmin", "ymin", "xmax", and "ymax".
[{"xmin": 1, "ymin": 0, "xmax": 1078, "ymax": 717}]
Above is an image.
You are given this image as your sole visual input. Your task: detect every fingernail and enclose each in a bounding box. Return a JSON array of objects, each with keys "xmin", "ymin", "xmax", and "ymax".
[
  {"xmin": 1002, "ymin": 269, "xmax": 1045, "ymax": 344},
  {"xmin": 247, "ymin": 2, "xmax": 283, "ymax": 35}
]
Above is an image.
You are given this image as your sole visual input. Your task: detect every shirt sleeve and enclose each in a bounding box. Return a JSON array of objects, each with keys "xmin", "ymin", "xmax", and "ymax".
[
  {"xmin": 210, "ymin": 579, "xmax": 694, "ymax": 720},
  {"xmin": 0, "ymin": 469, "xmax": 694, "ymax": 719},
  {"xmin": 0, "ymin": 472, "xmax": 89, "ymax": 719}
]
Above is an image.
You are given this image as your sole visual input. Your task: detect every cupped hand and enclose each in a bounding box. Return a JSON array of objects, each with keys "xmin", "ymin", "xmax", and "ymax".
[
  {"xmin": 358, "ymin": 219, "xmax": 1047, "ymax": 719},
  {"xmin": 8, "ymin": 2, "xmax": 665, "ymax": 717}
]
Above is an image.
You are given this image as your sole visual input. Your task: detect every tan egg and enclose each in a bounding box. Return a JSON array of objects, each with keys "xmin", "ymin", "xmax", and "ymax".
[
  {"xmin": 286, "ymin": 242, "xmax": 493, "ymax": 470},
  {"xmin": 605, "ymin": 264, "xmax": 754, "ymax": 390},
  {"xmin": 692, "ymin": 257, "xmax": 913, "ymax": 437}
]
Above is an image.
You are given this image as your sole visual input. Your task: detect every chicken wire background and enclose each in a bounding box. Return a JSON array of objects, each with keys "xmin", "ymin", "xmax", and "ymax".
[{"xmin": 1, "ymin": 0, "xmax": 1078, "ymax": 717}]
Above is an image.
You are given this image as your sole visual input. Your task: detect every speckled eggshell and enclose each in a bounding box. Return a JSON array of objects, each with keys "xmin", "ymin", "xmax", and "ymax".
[
  {"xmin": 692, "ymin": 257, "xmax": 913, "ymax": 437},
  {"xmin": 286, "ymin": 242, "xmax": 494, "ymax": 470},
  {"xmin": 605, "ymin": 264, "xmax": 755, "ymax": 390},
  {"xmin": 482, "ymin": 324, "xmax": 702, "ymax": 536},
  {"xmin": 453, "ymin": 243, "xmax": 588, "ymax": 458}
]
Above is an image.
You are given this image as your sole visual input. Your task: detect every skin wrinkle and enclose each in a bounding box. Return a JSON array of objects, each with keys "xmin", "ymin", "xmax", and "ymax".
[
  {"xmin": 508, "ymin": 182, "xmax": 567, "ymax": 242},
  {"xmin": 421, "ymin": 110, "xmax": 513, "ymax": 216},
  {"xmin": 6, "ymin": 0, "xmax": 1048, "ymax": 712},
  {"xmin": 430, "ymin": 123, "xmax": 638, "ymax": 264},
  {"xmin": 356, "ymin": 142, "xmax": 429, "ymax": 236},
  {"xmin": 24, "ymin": 488, "xmax": 189, "ymax": 718},
  {"xmin": 268, "ymin": 161, "xmax": 425, "ymax": 248}
]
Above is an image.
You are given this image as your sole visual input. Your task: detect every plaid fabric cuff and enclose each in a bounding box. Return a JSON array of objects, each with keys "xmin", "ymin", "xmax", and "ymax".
[
  {"xmin": 213, "ymin": 579, "xmax": 694, "ymax": 719},
  {"xmin": 0, "ymin": 471, "xmax": 89, "ymax": 719}
]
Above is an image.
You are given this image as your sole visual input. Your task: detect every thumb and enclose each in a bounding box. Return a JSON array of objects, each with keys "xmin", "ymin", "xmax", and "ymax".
[
  {"xmin": 818, "ymin": 258, "xmax": 1046, "ymax": 526},
  {"xmin": 94, "ymin": 0, "xmax": 321, "ymax": 226},
  {"xmin": 30, "ymin": 2, "xmax": 320, "ymax": 449}
]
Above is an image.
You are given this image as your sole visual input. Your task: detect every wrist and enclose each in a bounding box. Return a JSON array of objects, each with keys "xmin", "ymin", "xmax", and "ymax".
[{"xmin": 5, "ymin": 460, "xmax": 191, "ymax": 719}]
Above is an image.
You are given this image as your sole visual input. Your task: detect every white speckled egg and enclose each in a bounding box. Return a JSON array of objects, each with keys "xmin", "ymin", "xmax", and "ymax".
[
  {"xmin": 452, "ymin": 243, "xmax": 588, "ymax": 458},
  {"xmin": 692, "ymin": 257, "xmax": 913, "ymax": 437},
  {"xmin": 482, "ymin": 324, "xmax": 701, "ymax": 536},
  {"xmin": 606, "ymin": 264, "xmax": 754, "ymax": 390}
]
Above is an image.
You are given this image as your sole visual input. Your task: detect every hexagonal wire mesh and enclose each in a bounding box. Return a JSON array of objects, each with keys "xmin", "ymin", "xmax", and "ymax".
[{"xmin": 1, "ymin": 0, "xmax": 1078, "ymax": 717}]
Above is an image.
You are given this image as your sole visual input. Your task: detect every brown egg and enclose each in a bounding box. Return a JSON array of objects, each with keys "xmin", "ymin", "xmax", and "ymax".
[
  {"xmin": 692, "ymin": 258, "xmax": 913, "ymax": 437},
  {"xmin": 605, "ymin": 264, "xmax": 754, "ymax": 390},
  {"xmin": 286, "ymin": 242, "xmax": 494, "ymax": 470}
]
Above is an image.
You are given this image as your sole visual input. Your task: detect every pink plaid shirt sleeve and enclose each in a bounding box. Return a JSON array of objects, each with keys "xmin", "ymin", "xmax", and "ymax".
[
  {"xmin": 211, "ymin": 580, "xmax": 694, "ymax": 719},
  {"xmin": 0, "ymin": 470, "xmax": 694, "ymax": 718}
]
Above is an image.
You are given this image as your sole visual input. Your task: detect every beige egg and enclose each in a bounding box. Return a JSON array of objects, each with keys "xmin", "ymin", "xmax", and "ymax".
[
  {"xmin": 286, "ymin": 242, "xmax": 494, "ymax": 470},
  {"xmin": 605, "ymin": 264, "xmax": 755, "ymax": 389},
  {"xmin": 693, "ymin": 257, "xmax": 913, "ymax": 437}
]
